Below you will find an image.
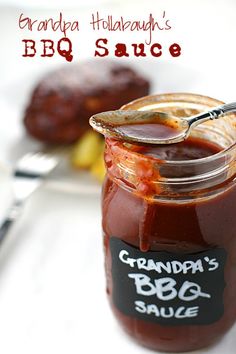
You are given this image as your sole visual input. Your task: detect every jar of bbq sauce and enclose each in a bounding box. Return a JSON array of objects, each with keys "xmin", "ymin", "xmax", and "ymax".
[{"xmin": 101, "ymin": 93, "xmax": 236, "ymax": 352}]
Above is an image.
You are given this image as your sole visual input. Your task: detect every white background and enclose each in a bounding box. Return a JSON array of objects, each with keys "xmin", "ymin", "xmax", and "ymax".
[{"xmin": 0, "ymin": 1, "xmax": 236, "ymax": 354}]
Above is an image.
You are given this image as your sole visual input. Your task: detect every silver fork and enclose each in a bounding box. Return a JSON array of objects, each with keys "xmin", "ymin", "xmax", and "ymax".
[{"xmin": 0, "ymin": 152, "xmax": 58, "ymax": 243}]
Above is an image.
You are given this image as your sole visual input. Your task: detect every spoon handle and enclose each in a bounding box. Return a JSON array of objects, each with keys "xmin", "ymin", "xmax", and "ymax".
[{"xmin": 187, "ymin": 102, "xmax": 236, "ymax": 126}]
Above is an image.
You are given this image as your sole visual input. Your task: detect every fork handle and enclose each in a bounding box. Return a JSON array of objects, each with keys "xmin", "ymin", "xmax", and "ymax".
[{"xmin": 0, "ymin": 202, "xmax": 22, "ymax": 244}]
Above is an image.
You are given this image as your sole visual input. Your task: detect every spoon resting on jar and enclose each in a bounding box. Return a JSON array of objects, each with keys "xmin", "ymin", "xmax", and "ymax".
[{"xmin": 89, "ymin": 102, "xmax": 236, "ymax": 145}]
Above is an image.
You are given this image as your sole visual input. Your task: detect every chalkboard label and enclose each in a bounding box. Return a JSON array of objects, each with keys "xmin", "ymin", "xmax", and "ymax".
[{"xmin": 110, "ymin": 237, "xmax": 227, "ymax": 326}]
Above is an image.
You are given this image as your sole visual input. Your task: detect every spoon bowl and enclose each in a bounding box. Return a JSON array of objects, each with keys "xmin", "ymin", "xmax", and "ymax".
[{"xmin": 90, "ymin": 110, "xmax": 189, "ymax": 145}]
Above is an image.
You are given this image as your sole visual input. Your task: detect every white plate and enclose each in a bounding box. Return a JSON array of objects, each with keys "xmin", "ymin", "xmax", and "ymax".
[{"xmin": 1, "ymin": 58, "xmax": 231, "ymax": 195}]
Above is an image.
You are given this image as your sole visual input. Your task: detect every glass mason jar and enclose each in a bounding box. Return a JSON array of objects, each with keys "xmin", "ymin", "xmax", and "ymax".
[{"xmin": 102, "ymin": 93, "xmax": 236, "ymax": 352}]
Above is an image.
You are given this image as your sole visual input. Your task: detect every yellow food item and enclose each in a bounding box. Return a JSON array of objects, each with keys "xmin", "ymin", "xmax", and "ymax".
[
  {"xmin": 90, "ymin": 152, "xmax": 106, "ymax": 182},
  {"xmin": 71, "ymin": 131, "xmax": 103, "ymax": 169}
]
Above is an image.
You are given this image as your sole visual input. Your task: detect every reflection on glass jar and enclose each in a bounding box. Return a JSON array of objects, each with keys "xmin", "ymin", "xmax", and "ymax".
[{"xmin": 102, "ymin": 93, "xmax": 236, "ymax": 352}]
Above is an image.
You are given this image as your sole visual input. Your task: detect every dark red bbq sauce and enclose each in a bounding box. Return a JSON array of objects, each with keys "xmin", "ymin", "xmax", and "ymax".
[
  {"xmin": 116, "ymin": 123, "xmax": 180, "ymax": 140},
  {"xmin": 102, "ymin": 133, "xmax": 236, "ymax": 352},
  {"xmin": 141, "ymin": 136, "xmax": 221, "ymax": 160}
]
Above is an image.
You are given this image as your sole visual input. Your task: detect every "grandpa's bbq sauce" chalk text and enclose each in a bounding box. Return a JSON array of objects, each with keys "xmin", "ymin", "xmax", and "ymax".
[{"xmin": 110, "ymin": 237, "xmax": 226, "ymax": 325}]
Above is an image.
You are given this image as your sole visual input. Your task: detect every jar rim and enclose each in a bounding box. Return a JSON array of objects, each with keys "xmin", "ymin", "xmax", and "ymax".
[{"xmin": 109, "ymin": 138, "xmax": 236, "ymax": 167}]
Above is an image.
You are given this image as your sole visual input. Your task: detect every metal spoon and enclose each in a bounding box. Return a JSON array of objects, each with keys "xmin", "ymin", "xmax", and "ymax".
[{"xmin": 89, "ymin": 102, "xmax": 236, "ymax": 145}]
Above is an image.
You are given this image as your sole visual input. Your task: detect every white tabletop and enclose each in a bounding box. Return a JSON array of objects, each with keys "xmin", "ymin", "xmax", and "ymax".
[{"xmin": 0, "ymin": 1, "xmax": 236, "ymax": 354}]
